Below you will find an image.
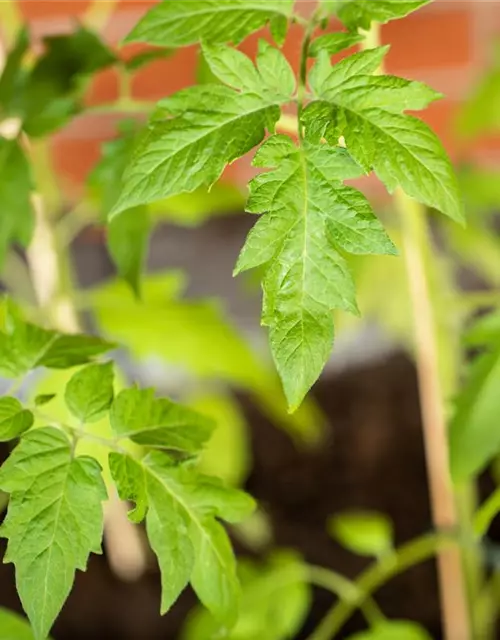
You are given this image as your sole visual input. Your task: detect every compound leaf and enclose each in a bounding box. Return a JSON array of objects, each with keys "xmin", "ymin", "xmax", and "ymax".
[
  {"xmin": 309, "ymin": 32, "xmax": 364, "ymax": 57},
  {"xmin": 0, "ymin": 397, "xmax": 33, "ymax": 442},
  {"xmin": 235, "ymin": 135, "xmax": 396, "ymax": 410},
  {"xmin": 109, "ymin": 387, "xmax": 214, "ymax": 453},
  {"xmin": 326, "ymin": 0, "xmax": 431, "ymax": 31},
  {"xmin": 0, "ymin": 428, "xmax": 107, "ymax": 640},
  {"xmin": 304, "ymin": 49, "xmax": 463, "ymax": 223},
  {"xmin": 125, "ymin": 0, "xmax": 294, "ymax": 47},
  {"xmin": 110, "ymin": 451, "xmax": 255, "ymax": 622},
  {"xmin": 64, "ymin": 362, "xmax": 115, "ymax": 424},
  {"xmin": 111, "ymin": 44, "xmax": 294, "ymax": 217}
]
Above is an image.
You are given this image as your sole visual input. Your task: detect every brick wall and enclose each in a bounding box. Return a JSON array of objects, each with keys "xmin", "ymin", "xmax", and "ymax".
[{"xmin": 1, "ymin": 0, "xmax": 499, "ymax": 199}]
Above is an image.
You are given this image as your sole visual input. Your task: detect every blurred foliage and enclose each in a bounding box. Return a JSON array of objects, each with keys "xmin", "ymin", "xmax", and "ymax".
[
  {"xmin": 182, "ymin": 551, "xmax": 310, "ymax": 640},
  {"xmin": 0, "ymin": 607, "xmax": 40, "ymax": 640},
  {"xmin": 328, "ymin": 510, "xmax": 394, "ymax": 558}
]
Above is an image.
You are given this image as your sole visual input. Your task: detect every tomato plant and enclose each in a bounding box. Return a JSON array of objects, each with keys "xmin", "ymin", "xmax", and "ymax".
[{"xmin": 0, "ymin": 1, "xmax": 500, "ymax": 639}]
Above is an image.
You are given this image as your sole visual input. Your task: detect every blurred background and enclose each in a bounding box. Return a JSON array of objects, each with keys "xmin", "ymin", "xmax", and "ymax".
[{"xmin": 1, "ymin": 1, "xmax": 500, "ymax": 638}]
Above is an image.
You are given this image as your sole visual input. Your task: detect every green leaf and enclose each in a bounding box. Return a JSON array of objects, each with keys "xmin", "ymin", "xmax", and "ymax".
[
  {"xmin": 110, "ymin": 387, "xmax": 214, "ymax": 453},
  {"xmin": 0, "ymin": 307, "xmax": 115, "ymax": 378},
  {"xmin": 64, "ymin": 362, "xmax": 114, "ymax": 424},
  {"xmin": 182, "ymin": 551, "xmax": 310, "ymax": 640},
  {"xmin": 88, "ymin": 120, "xmax": 140, "ymax": 219},
  {"xmin": 110, "ymin": 451, "xmax": 255, "ymax": 621},
  {"xmin": 34, "ymin": 393, "xmax": 56, "ymax": 407},
  {"xmin": 111, "ymin": 43, "xmax": 294, "ymax": 217},
  {"xmin": 22, "ymin": 27, "xmax": 116, "ymax": 137},
  {"xmin": 235, "ymin": 135, "xmax": 396, "ymax": 410},
  {"xmin": 450, "ymin": 344, "xmax": 500, "ymax": 482},
  {"xmin": 0, "ymin": 428, "xmax": 107, "ymax": 640},
  {"xmin": 304, "ymin": 48, "xmax": 463, "ymax": 223},
  {"xmin": 0, "ymin": 397, "xmax": 33, "ymax": 442},
  {"xmin": 125, "ymin": 0, "xmax": 294, "ymax": 47},
  {"xmin": 189, "ymin": 393, "xmax": 251, "ymax": 487},
  {"xmin": 347, "ymin": 621, "xmax": 432, "ymax": 640},
  {"xmin": 0, "ymin": 28, "xmax": 30, "ymax": 118},
  {"xmin": 107, "ymin": 206, "xmax": 151, "ymax": 297},
  {"xmin": 0, "ymin": 607, "xmax": 39, "ymax": 640},
  {"xmin": 0, "ymin": 137, "xmax": 34, "ymax": 268},
  {"xmin": 309, "ymin": 32, "xmax": 364, "ymax": 57},
  {"xmin": 327, "ymin": 0, "xmax": 431, "ymax": 30},
  {"xmin": 124, "ymin": 47, "xmax": 175, "ymax": 71},
  {"xmin": 457, "ymin": 52, "xmax": 500, "ymax": 139},
  {"xmin": 328, "ymin": 510, "xmax": 394, "ymax": 557}
]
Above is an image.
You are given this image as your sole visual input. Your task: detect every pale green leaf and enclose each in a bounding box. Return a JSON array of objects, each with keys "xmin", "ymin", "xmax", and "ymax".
[
  {"xmin": 107, "ymin": 206, "xmax": 151, "ymax": 297},
  {"xmin": 347, "ymin": 621, "xmax": 432, "ymax": 640},
  {"xmin": 457, "ymin": 52, "xmax": 500, "ymax": 139},
  {"xmin": 110, "ymin": 387, "xmax": 214, "ymax": 453},
  {"xmin": 0, "ymin": 137, "xmax": 34, "ymax": 268},
  {"xmin": 189, "ymin": 393, "xmax": 251, "ymax": 487},
  {"xmin": 304, "ymin": 48, "xmax": 463, "ymax": 223},
  {"xmin": 328, "ymin": 510, "xmax": 394, "ymax": 557},
  {"xmin": 110, "ymin": 451, "xmax": 255, "ymax": 622},
  {"xmin": 0, "ymin": 607, "xmax": 38, "ymax": 640},
  {"xmin": 0, "ymin": 307, "xmax": 115, "ymax": 378},
  {"xmin": 125, "ymin": 0, "xmax": 294, "ymax": 47},
  {"xmin": 64, "ymin": 361, "xmax": 114, "ymax": 423},
  {"xmin": 309, "ymin": 32, "xmax": 364, "ymax": 57},
  {"xmin": 450, "ymin": 344, "xmax": 500, "ymax": 482},
  {"xmin": 0, "ymin": 428, "xmax": 107, "ymax": 640},
  {"xmin": 111, "ymin": 43, "xmax": 294, "ymax": 217},
  {"xmin": 182, "ymin": 551, "xmax": 310, "ymax": 640},
  {"xmin": 0, "ymin": 396, "xmax": 33, "ymax": 442},
  {"xmin": 235, "ymin": 135, "xmax": 396, "ymax": 410},
  {"xmin": 327, "ymin": 0, "xmax": 431, "ymax": 30}
]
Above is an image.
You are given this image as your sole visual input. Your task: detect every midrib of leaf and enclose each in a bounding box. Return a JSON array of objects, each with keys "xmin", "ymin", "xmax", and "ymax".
[
  {"xmin": 145, "ymin": 463, "xmax": 228, "ymax": 571},
  {"xmin": 38, "ymin": 461, "xmax": 71, "ymax": 636}
]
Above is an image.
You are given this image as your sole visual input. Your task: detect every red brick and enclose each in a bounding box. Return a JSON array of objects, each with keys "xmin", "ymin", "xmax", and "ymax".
[
  {"xmin": 18, "ymin": 0, "xmax": 91, "ymax": 21},
  {"xmin": 382, "ymin": 8, "xmax": 473, "ymax": 72},
  {"xmin": 131, "ymin": 46, "xmax": 197, "ymax": 100},
  {"xmin": 51, "ymin": 136, "xmax": 102, "ymax": 196},
  {"xmin": 85, "ymin": 67, "xmax": 120, "ymax": 106}
]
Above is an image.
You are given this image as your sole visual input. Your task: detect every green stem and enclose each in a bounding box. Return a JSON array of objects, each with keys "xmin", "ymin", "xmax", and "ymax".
[
  {"xmin": 297, "ymin": 11, "xmax": 319, "ymax": 140},
  {"xmin": 307, "ymin": 533, "xmax": 455, "ymax": 640},
  {"xmin": 306, "ymin": 565, "xmax": 384, "ymax": 627}
]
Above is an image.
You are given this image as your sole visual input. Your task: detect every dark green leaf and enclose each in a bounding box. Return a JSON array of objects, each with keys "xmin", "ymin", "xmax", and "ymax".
[
  {"xmin": 64, "ymin": 362, "xmax": 115, "ymax": 424},
  {"xmin": 0, "ymin": 397, "xmax": 33, "ymax": 442},
  {"xmin": 304, "ymin": 48, "xmax": 463, "ymax": 223},
  {"xmin": 0, "ymin": 137, "xmax": 34, "ymax": 268},
  {"xmin": 235, "ymin": 135, "xmax": 396, "ymax": 410},
  {"xmin": 107, "ymin": 206, "xmax": 151, "ymax": 297},
  {"xmin": 0, "ymin": 428, "xmax": 107, "ymax": 640},
  {"xmin": 34, "ymin": 393, "xmax": 56, "ymax": 407},
  {"xmin": 110, "ymin": 387, "xmax": 214, "ymax": 453},
  {"xmin": 22, "ymin": 27, "xmax": 116, "ymax": 137},
  {"xmin": 125, "ymin": 0, "xmax": 294, "ymax": 47}
]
